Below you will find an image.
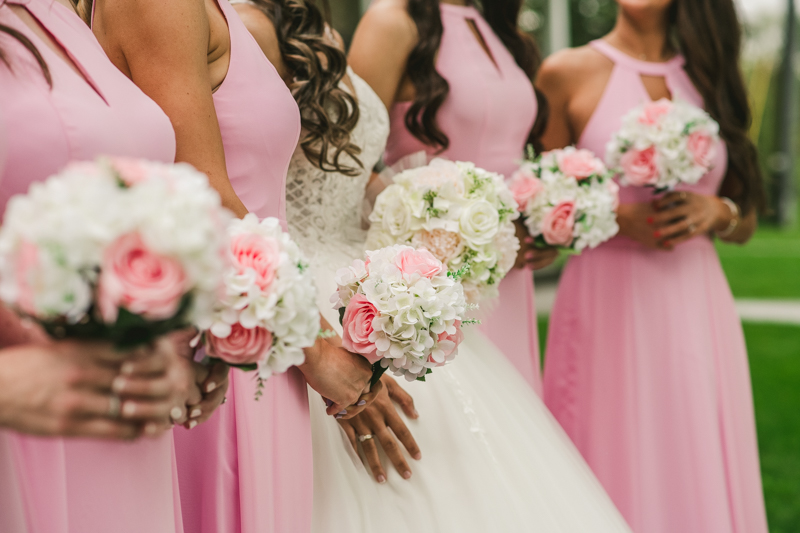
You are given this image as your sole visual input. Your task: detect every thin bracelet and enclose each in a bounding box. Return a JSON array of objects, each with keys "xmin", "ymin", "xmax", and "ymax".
[{"xmin": 716, "ymin": 197, "xmax": 740, "ymax": 238}]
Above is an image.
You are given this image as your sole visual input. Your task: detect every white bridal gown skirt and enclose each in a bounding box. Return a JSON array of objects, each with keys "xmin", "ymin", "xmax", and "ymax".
[{"xmin": 309, "ymin": 265, "xmax": 632, "ymax": 533}]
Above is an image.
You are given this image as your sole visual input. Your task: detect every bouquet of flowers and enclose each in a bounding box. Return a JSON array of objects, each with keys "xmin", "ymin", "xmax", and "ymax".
[
  {"xmin": 197, "ymin": 214, "xmax": 319, "ymax": 385},
  {"xmin": 0, "ymin": 158, "xmax": 229, "ymax": 348},
  {"xmin": 509, "ymin": 147, "xmax": 619, "ymax": 251},
  {"xmin": 367, "ymin": 158, "xmax": 519, "ymax": 303},
  {"xmin": 606, "ymin": 98, "xmax": 720, "ymax": 190},
  {"xmin": 332, "ymin": 245, "xmax": 468, "ymax": 383}
]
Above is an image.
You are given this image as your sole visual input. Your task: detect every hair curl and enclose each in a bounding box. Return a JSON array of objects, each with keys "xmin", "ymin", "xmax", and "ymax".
[
  {"xmin": 404, "ymin": 0, "xmax": 544, "ymax": 152},
  {"xmin": 249, "ymin": 0, "xmax": 362, "ymax": 175},
  {"xmin": 0, "ymin": 21, "xmax": 51, "ymax": 85},
  {"xmin": 669, "ymin": 0, "xmax": 764, "ymax": 214}
]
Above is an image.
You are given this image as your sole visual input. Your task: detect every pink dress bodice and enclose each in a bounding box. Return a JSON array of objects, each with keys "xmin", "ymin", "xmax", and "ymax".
[
  {"xmin": 173, "ymin": 2, "xmax": 307, "ymax": 533},
  {"xmin": 384, "ymin": 3, "xmax": 536, "ymax": 178},
  {"xmin": 0, "ymin": 1, "xmax": 180, "ymax": 532},
  {"xmin": 579, "ymin": 40, "xmax": 728, "ymax": 207},
  {"xmin": 0, "ymin": 0, "xmax": 175, "ymax": 214},
  {"xmin": 211, "ymin": 0, "xmax": 300, "ymax": 222},
  {"xmin": 384, "ymin": 3, "xmax": 542, "ymax": 388}
]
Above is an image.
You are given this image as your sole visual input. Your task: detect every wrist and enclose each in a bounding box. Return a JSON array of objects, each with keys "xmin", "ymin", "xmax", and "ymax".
[{"xmin": 714, "ymin": 197, "xmax": 740, "ymax": 237}]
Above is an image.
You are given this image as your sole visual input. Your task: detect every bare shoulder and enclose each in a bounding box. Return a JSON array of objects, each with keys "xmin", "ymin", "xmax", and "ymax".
[
  {"xmin": 537, "ymin": 45, "xmax": 608, "ymax": 92},
  {"xmin": 232, "ymin": 3, "xmax": 283, "ymax": 73},
  {"xmin": 357, "ymin": 0, "xmax": 417, "ymax": 49}
]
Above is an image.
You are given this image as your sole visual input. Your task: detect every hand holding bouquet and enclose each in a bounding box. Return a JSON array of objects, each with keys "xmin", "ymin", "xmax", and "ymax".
[
  {"xmin": 606, "ymin": 98, "xmax": 720, "ymax": 191},
  {"xmin": 0, "ymin": 158, "xmax": 229, "ymax": 348},
  {"xmin": 509, "ymin": 147, "xmax": 619, "ymax": 251},
  {"xmin": 367, "ymin": 158, "xmax": 519, "ymax": 303},
  {"xmin": 332, "ymin": 245, "xmax": 467, "ymax": 384},
  {"xmin": 199, "ymin": 214, "xmax": 319, "ymax": 389}
]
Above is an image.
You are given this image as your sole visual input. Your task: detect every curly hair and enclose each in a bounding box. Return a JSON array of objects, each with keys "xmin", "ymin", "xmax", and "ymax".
[
  {"xmin": 669, "ymin": 0, "xmax": 765, "ymax": 214},
  {"xmin": 248, "ymin": 0, "xmax": 362, "ymax": 175},
  {"xmin": 0, "ymin": 21, "xmax": 51, "ymax": 85},
  {"xmin": 404, "ymin": 0, "xmax": 544, "ymax": 152}
]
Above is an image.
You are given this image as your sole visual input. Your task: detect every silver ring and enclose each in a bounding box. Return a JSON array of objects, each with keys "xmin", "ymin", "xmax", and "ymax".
[
  {"xmin": 221, "ymin": 397, "xmax": 227, "ymax": 405},
  {"xmin": 358, "ymin": 434, "xmax": 374, "ymax": 443},
  {"xmin": 108, "ymin": 395, "xmax": 121, "ymax": 419}
]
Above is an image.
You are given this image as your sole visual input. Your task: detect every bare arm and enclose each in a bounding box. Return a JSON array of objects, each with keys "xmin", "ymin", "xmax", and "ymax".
[
  {"xmin": 97, "ymin": 0, "xmax": 248, "ymax": 217},
  {"xmin": 536, "ymin": 51, "xmax": 580, "ymax": 150},
  {"xmin": 348, "ymin": 2, "xmax": 417, "ymax": 110},
  {"xmin": 233, "ymin": 3, "xmax": 288, "ymax": 79}
]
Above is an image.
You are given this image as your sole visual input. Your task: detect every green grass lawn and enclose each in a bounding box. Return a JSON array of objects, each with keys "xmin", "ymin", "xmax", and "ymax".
[
  {"xmin": 716, "ymin": 222, "xmax": 800, "ymax": 300},
  {"xmin": 537, "ymin": 318, "xmax": 800, "ymax": 532}
]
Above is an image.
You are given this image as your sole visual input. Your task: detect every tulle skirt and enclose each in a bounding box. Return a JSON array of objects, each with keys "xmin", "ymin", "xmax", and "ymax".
[{"xmin": 544, "ymin": 235, "xmax": 769, "ymax": 533}]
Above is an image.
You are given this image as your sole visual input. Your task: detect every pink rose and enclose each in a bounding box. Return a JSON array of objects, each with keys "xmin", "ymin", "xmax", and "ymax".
[
  {"xmin": 411, "ymin": 229, "xmax": 463, "ymax": 264},
  {"xmin": 208, "ymin": 324, "xmax": 273, "ymax": 366},
  {"xmin": 620, "ymin": 146, "xmax": 659, "ymax": 186},
  {"xmin": 686, "ymin": 131, "xmax": 714, "ymax": 168},
  {"xmin": 109, "ymin": 158, "xmax": 151, "ymax": 186},
  {"xmin": 341, "ymin": 294, "xmax": 381, "ymax": 364},
  {"xmin": 556, "ymin": 149, "xmax": 605, "ymax": 180},
  {"xmin": 98, "ymin": 232, "xmax": 187, "ymax": 323},
  {"xmin": 432, "ymin": 321, "xmax": 464, "ymax": 364},
  {"xmin": 508, "ymin": 169, "xmax": 543, "ymax": 211},
  {"xmin": 638, "ymin": 99, "xmax": 672, "ymax": 126},
  {"xmin": 394, "ymin": 247, "xmax": 443, "ymax": 279},
  {"xmin": 231, "ymin": 233, "xmax": 281, "ymax": 291},
  {"xmin": 15, "ymin": 241, "xmax": 39, "ymax": 315},
  {"xmin": 541, "ymin": 201, "xmax": 576, "ymax": 247}
]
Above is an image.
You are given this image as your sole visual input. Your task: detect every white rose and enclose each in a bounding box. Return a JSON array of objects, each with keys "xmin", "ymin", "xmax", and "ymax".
[{"xmin": 459, "ymin": 200, "xmax": 500, "ymax": 247}]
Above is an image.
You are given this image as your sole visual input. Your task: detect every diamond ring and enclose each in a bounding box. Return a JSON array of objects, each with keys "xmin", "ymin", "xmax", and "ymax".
[{"xmin": 358, "ymin": 434, "xmax": 374, "ymax": 443}]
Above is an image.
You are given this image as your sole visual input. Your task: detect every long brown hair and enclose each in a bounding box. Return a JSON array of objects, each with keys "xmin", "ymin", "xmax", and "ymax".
[
  {"xmin": 0, "ymin": 22, "xmax": 51, "ymax": 85},
  {"xmin": 247, "ymin": 0, "xmax": 362, "ymax": 175},
  {"xmin": 670, "ymin": 0, "xmax": 764, "ymax": 214},
  {"xmin": 404, "ymin": 0, "xmax": 545, "ymax": 151}
]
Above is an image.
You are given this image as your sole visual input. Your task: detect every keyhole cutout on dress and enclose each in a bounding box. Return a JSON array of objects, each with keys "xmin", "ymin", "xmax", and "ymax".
[
  {"xmin": 640, "ymin": 75, "xmax": 672, "ymax": 102},
  {"xmin": 9, "ymin": 4, "xmax": 108, "ymax": 104},
  {"xmin": 465, "ymin": 19, "xmax": 500, "ymax": 73}
]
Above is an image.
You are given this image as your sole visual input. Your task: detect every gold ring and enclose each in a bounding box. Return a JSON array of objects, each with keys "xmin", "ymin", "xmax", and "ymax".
[{"xmin": 358, "ymin": 434, "xmax": 374, "ymax": 443}]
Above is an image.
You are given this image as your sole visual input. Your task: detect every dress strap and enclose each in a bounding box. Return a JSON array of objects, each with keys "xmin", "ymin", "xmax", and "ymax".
[{"xmin": 589, "ymin": 39, "xmax": 684, "ymax": 77}]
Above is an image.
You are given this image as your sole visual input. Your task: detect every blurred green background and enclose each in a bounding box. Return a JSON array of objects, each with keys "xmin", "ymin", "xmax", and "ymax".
[{"xmin": 329, "ymin": 1, "xmax": 799, "ymax": 531}]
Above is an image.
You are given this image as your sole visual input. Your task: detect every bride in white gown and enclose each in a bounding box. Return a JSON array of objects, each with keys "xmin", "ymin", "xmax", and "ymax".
[{"xmin": 284, "ymin": 50, "xmax": 633, "ymax": 533}]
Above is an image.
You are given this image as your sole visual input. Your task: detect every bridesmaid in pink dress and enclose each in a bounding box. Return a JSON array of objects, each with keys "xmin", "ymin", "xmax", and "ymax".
[
  {"xmin": 352, "ymin": 0, "xmax": 555, "ymax": 391},
  {"xmin": 0, "ymin": 0, "xmax": 189, "ymax": 531},
  {"xmin": 90, "ymin": 0, "xmax": 374, "ymax": 530},
  {"xmin": 538, "ymin": 1, "xmax": 769, "ymax": 531}
]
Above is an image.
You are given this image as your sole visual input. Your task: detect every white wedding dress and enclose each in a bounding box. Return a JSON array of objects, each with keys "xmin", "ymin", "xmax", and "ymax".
[{"xmin": 286, "ymin": 69, "xmax": 632, "ymax": 533}]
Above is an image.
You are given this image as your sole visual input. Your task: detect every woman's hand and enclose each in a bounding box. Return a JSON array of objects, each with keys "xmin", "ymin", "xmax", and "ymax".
[
  {"xmin": 182, "ymin": 361, "xmax": 229, "ymax": 429},
  {"xmin": 300, "ymin": 336, "xmax": 378, "ymax": 418},
  {"xmin": 513, "ymin": 219, "xmax": 559, "ymax": 270},
  {"xmin": 616, "ymin": 201, "xmax": 662, "ymax": 248},
  {"xmin": 0, "ymin": 339, "xmax": 182, "ymax": 439},
  {"xmin": 650, "ymin": 191, "xmax": 728, "ymax": 249},
  {"xmin": 338, "ymin": 375, "xmax": 421, "ymax": 483}
]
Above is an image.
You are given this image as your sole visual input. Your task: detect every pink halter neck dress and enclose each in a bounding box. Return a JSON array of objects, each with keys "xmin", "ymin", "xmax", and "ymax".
[
  {"xmin": 543, "ymin": 40, "xmax": 768, "ymax": 533},
  {"xmin": 0, "ymin": 1, "xmax": 181, "ymax": 532},
  {"xmin": 170, "ymin": 1, "xmax": 308, "ymax": 532},
  {"xmin": 384, "ymin": 3, "xmax": 541, "ymax": 391}
]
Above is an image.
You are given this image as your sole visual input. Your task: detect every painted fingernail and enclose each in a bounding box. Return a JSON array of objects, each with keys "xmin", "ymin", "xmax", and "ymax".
[
  {"xmin": 112, "ymin": 376, "xmax": 126, "ymax": 394},
  {"xmin": 646, "ymin": 216, "xmax": 654, "ymax": 224},
  {"xmin": 413, "ymin": 452, "xmax": 422, "ymax": 460},
  {"xmin": 338, "ymin": 410, "xmax": 347, "ymax": 415},
  {"xmin": 144, "ymin": 423, "xmax": 159, "ymax": 436},
  {"xmin": 335, "ymin": 414, "xmax": 344, "ymax": 419},
  {"xmin": 170, "ymin": 407, "xmax": 183, "ymax": 421},
  {"xmin": 190, "ymin": 408, "xmax": 202, "ymax": 419},
  {"xmin": 412, "ymin": 409, "xmax": 420, "ymax": 419},
  {"xmin": 188, "ymin": 420, "xmax": 198, "ymax": 429},
  {"xmin": 121, "ymin": 361, "xmax": 135, "ymax": 375},
  {"xmin": 325, "ymin": 398, "xmax": 334, "ymax": 407},
  {"xmin": 206, "ymin": 382, "xmax": 216, "ymax": 393},
  {"xmin": 122, "ymin": 402, "xmax": 136, "ymax": 417},
  {"xmin": 653, "ymin": 231, "xmax": 661, "ymax": 238},
  {"xmin": 403, "ymin": 471, "xmax": 412, "ymax": 480},
  {"xmin": 357, "ymin": 400, "xmax": 366, "ymax": 406},
  {"xmin": 524, "ymin": 236, "xmax": 534, "ymax": 244},
  {"xmin": 377, "ymin": 475, "xmax": 386, "ymax": 484},
  {"xmin": 524, "ymin": 251, "xmax": 534, "ymax": 260}
]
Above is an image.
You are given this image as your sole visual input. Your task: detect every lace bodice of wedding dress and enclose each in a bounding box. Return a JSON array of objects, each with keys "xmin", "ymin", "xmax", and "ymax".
[{"xmin": 285, "ymin": 67, "xmax": 389, "ymax": 267}]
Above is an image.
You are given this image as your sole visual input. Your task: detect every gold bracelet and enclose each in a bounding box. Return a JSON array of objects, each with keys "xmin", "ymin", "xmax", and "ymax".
[{"xmin": 716, "ymin": 197, "xmax": 740, "ymax": 238}]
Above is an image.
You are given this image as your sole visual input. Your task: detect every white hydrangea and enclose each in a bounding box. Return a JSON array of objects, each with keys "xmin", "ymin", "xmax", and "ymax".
[
  {"xmin": 0, "ymin": 158, "xmax": 229, "ymax": 331},
  {"xmin": 333, "ymin": 245, "xmax": 467, "ymax": 382},
  {"xmin": 205, "ymin": 214, "xmax": 320, "ymax": 380},
  {"xmin": 367, "ymin": 159, "xmax": 519, "ymax": 304},
  {"xmin": 606, "ymin": 98, "xmax": 720, "ymax": 190}
]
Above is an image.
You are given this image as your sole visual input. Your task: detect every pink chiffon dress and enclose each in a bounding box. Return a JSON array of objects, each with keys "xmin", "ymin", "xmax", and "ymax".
[
  {"xmin": 383, "ymin": 3, "xmax": 541, "ymax": 391},
  {"xmin": 0, "ymin": 1, "xmax": 181, "ymax": 532},
  {"xmin": 543, "ymin": 40, "xmax": 769, "ymax": 533},
  {"xmin": 170, "ymin": 1, "xmax": 308, "ymax": 532}
]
